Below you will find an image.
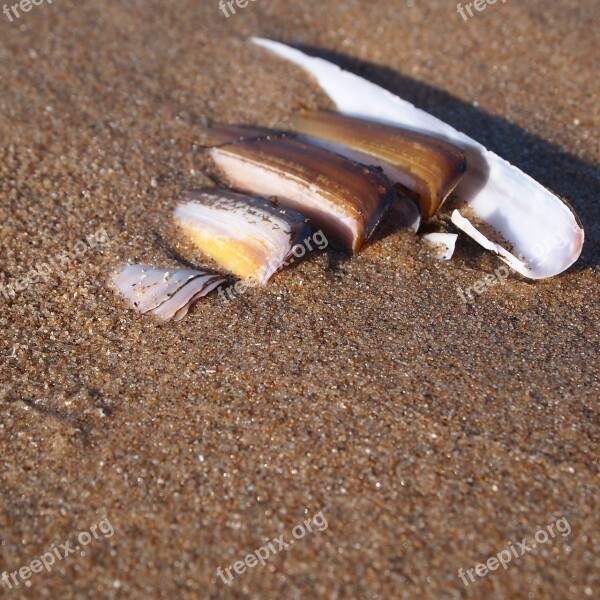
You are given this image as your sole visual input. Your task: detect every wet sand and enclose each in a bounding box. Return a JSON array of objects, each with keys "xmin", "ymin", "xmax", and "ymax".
[{"xmin": 0, "ymin": 1, "xmax": 598, "ymax": 598}]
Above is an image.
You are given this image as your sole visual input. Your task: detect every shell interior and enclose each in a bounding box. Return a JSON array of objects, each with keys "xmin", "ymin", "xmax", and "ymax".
[{"xmin": 174, "ymin": 189, "xmax": 311, "ymax": 285}]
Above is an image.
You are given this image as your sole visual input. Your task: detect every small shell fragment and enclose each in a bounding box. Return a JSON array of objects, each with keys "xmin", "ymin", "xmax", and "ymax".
[
  {"xmin": 205, "ymin": 125, "xmax": 395, "ymax": 252},
  {"xmin": 422, "ymin": 233, "xmax": 458, "ymax": 261},
  {"xmin": 290, "ymin": 110, "xmax": 467, "ymax": 219},
  {"xmin": 112, "ymin": 265, "xmax": 225, "ymax": 321},
  {"xmin": 174, "ymin": 189, "xmax": 310, "ymax": 285}
]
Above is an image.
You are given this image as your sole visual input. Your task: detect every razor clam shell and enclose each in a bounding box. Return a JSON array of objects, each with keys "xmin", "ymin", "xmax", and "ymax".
[
  {"xmin": 206, "ymin": 125, "xmax": 394, "ymax": 252},
  {"xmin": 251, "ymin": 38, "xmax": 584, "ymax": 279},
  {"xmin": 174, "ymin": 189, "xmax": 310, "ymax": 285},
  {"xmin": 422, "ymin": 233, "xmax": 458, "ymax": 261},
  {"xmin": 290, "ymin": 110, "xmax": 466, "ymax": 219},
  {"xmin": 112, "ymin": 265, "xmax": 224, "ymax": 321}
]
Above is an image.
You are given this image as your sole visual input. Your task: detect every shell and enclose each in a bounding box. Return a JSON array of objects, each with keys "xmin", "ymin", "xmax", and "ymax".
[
  {"xmin": 251, "ymin": 38, "xmax": 584, "ymax": 279},
  {"xmin": 289, "ymin": 110, "xmax": 466, "ymax": 219},
  {"xmin": 174, "ymin": 189, "xmax": 310, "ymax": 285},
  {"xmin": 422, "ymin": 233, "xmax": 458, "ymax": 261},
  {"xmin": 112, "ymin": 265, "xmax": 225, "ymax": 321},
  {"xmin": 205, "ymin": 124, "xmax": 394, "ymax": 252}
]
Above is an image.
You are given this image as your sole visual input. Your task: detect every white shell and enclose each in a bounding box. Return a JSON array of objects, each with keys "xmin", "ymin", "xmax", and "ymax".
[
  {"xmin": 112, "ymin": 265, "xmax": 225, "ymax": 321},
  {"xmin": 174, "ymin": 189, "xmax": 310, "ymax": 285},
  {"xmin": 251, "ymin": 38, "xmax": 584, "ymax": 279},
  {"xmin": 422, "ymin": 233, "xmax": 458, "ymax": 261}
]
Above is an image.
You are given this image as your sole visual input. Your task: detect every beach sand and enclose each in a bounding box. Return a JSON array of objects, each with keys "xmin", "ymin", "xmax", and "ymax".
[{"xmin": 0, "ymin": 0, "xmax": 598, "ymax": 598}]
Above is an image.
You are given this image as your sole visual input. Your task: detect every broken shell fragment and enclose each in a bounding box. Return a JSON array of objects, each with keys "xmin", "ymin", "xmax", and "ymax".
[
  {"xmin": 290, "ymin": 110, "xmax": 466, "ymax": 219},
  {"xmin": 422, "ymin": 233, "xmax": 458, "ymax": 261},
  {"xmin": 174, "ymin": 189, "xmax": 310, "ymax": 285},
  {"xmin": 112, "ymin": 265, "xmax": 225, "ymax": 322},
  {"xmin": 206, "ymin": 125, "xmax": 394, "ymax": 252},
  {"xmin": 251, "ymin": 38, "xmax": 584, "ymax": 279}
]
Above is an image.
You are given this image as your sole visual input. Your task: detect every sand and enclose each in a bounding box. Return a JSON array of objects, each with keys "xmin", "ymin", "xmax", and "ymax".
[{"xmin": 0, "ymin": 0, "xmax": 598, "ymax": 598}]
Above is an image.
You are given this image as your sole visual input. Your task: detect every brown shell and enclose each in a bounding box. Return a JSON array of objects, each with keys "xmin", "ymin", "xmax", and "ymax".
[{"xmin": 290, "ymin": 111, "xmax": 467, "ymax": 218}]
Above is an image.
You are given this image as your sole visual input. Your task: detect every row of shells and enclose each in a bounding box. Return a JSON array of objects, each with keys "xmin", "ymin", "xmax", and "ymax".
[{"xmin": 112, "ymin": 40, "xmax": 584, "ymax": 322}]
